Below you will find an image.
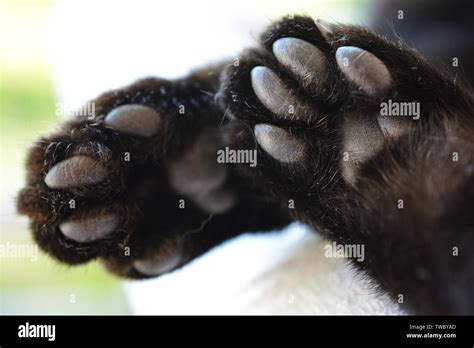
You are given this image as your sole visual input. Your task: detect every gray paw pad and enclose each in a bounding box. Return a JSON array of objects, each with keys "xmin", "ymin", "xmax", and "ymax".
[
  {"xmin": 272, "ymin": 37, "xmax": 328, "ymax": 85},
  {"xmin": 336, "ymin": 46, "xmax": 392, "ymax": 97},
  {"xmin": 60, "ymin": 213, "xmax": 118, "ymax": 242},
  {"xmin": 167, "ymin": 128, "xmax": 236, "ymax": 214},
  {"xmin": 167, "ymin": 129, "xmax": 227, "ymax": 196},
  {"xmin": 134, "ymin": 253, "xmax": 182, "ymax": 276},
  {"xmin": 44, "ymin": 156, "xmax": 107, "ymax": 189},
  {"xmin": 193, "ymin": 187, "xmax": 236, "ymax": 214},
  {"xmin": 251, "ymin": 66, "xmax": 313, "ymax": 121},
  {"xmin": 104, "ymin": 104, "xmax": 161, "ymax": 137},
  {"xmin": 340, "ymin": 113, "xmax": 384, "ymax": 185},
  {"xmin": 254, "ymin": 124, "xmax": 305, "ymax": 163}
]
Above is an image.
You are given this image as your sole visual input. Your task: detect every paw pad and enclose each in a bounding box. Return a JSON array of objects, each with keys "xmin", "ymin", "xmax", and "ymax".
[
  {"xmin": 251, "ymin": 66, "xmax": 313, "ymax": 121},
  {"xmin": 335, "ymin": 46, "xmax": 392, "ymax": 97},
  {"xmin": 254, "ymin": 124, "xmax": 305, "ymax": 163},
  {"xmin": 272, "ymin": 37, "xmax": 327, "ymax": 83},
  {"xmin": 59, "ymin": 213, "xmax": 119, "ymax": 243},
  {"xmin": 134, "ymin": 252, "xmax": 182, "ymax": 276},
  {"xmin": 104, "ymin": 104, "xmax": 161, "ymax": 137},
  {"xmin": 44, "ymin": 155, "xmax": 107, "ymax": 189}
]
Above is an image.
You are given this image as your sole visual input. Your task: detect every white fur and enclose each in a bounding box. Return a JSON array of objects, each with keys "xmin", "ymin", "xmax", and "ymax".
[{"xmin": 125, "ymin": 224, "xmax": 404, "ymax": 314}]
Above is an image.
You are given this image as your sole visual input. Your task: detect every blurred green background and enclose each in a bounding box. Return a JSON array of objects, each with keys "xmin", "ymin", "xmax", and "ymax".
[{"xmin": 0, "ymin": 0, "xmax": 130, "ymax": 314}]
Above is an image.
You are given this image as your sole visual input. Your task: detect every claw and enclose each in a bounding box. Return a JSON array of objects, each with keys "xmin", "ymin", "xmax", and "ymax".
[
  {"xmin": 134, "ymin": 253, "xmax": 182, "ymax": 276},
  {"xmin": 315, "ymin": 19, "xmax": 335, "ymax": 42}
]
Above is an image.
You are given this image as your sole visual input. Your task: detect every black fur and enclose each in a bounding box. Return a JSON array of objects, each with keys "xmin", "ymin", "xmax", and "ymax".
[
  {"xmin": 17, "ymin": 14, "xmax": 474, "ymax": 314},
  {"xmin": 218, "ymin": 16, "xmax": 474, "ymax": 314},
  {"xmin": 17, "ymin": 70, "xmax": 291, "ymax": 278}
]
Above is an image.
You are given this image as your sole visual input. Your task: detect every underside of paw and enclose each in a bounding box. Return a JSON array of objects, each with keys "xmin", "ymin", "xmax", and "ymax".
[
  {"xmin": 17, "ymin": 82, "xmax": 238, "ymax": 277},
  {"xmin": 17, "ymin": 14, "xmax": 464, "ymax": 288},
  {"xmin": 218, "ymin": 15, "xmax": 436, "ymax": 189}
]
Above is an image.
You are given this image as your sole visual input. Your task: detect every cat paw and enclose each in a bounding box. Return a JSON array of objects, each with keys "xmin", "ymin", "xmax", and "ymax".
[
  {"xmin": 219, "ymin": 15, "xmax": 451, "ymax": 196},
  {"xmin": 17, "ymin": 77, "xmax": 237, "ymax": 278}
]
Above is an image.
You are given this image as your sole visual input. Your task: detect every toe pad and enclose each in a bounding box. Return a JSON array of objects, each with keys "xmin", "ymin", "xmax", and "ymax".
[
  {"xmin": 60, "ymin": 213, "xmax": 119, "ymax": 243},
  {"xmin": 104, "ymin": 104, "xmax": 161, "ymax": 137},
  {"xmin": 45, "ymin": 156, "xmax": 107, "ymax": 189},
  {"xmin": 254, "ymin": 124, "xmax": 305, "ymax": 163}
]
